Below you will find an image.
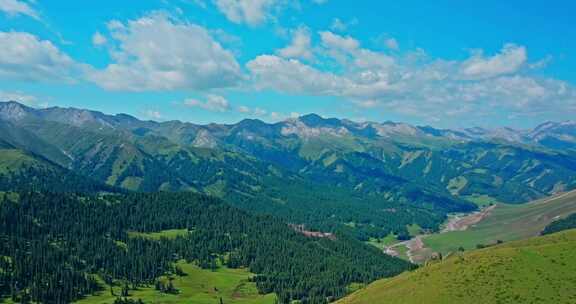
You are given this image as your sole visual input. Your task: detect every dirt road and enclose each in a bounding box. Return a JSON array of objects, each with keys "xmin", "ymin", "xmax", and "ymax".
[
  {"xmin": 384, "ymin": 205, "xmax": 496, "ymax": 263},
  {"xmin": 442, "ymin": 205, "xmax": 497, "ymax": 233}
]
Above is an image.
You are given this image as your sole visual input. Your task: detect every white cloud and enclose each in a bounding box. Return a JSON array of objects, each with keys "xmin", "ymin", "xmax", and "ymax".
[
  {"xmin": 329, "ymin": 17, "xmax": 357, "ymax": 32},
  {"xmin": 253, "ymin": 107, "xmax": 267, "ymax": 116},
  {"xmin": 353, "ymin": 99, "xmax": 379, "ymax": 109},
  {"xmin": 276, "ymin": 27, "xmax": 313, "ymax": 60},
  {"xmin": 269, "ymin": 111, "xmax": 283, "ymax": 120},
  {"xmin": 213, "ymin": 0, "xmax": 280, "ymax": 26},
  {"xmin": 0, "ymin": 31, "xmax": 81, "ymax": 82},
  {"xmin": 352, "ymin": 49, "xmax": 395, "ymax": 69},
  {"xmin": 246, "ymin": 34, "xmax": 576, "ymax": 124},
  {"xmin": 0, "ymin": 0, "xmax": 38, "ymax": 19},
  {"xmin": 92, "ymin": 32, "xmax": 107, "ymax": 47},
  {"xmin": 529, "ymin": 55, "xmax": 552, "ymax": 70},
  {"xmin": 88, "ymin": 13, "xmax": 241, "ymax": 91},
  {"xmin": 460, "ymin": 44, "xmax": 527, "ymax": 79},
  {"xmin": 330, "ymin": 18, "xmax": 346, "ymax": 32},
  {"xmin": 247, "ymin": 55, "xmax": 347, "ymax": 95},
  {"xmin": 384, "ymin": 38, "xmax": 399, "ymax": 50},
  {"xmin": 237, "ymin": 105, "xmax": 251, "ymax": 113},
  {"xmin": 143, "ymin": 110, "xmax": 162, "ymax": 120},
  {"xmin": 191, "ymin": 0, "xmax": 208, "ymax": 8},
  {"xmin": 318, "ymin": 31, "xmax": 395, "ymax": 73},
  {"xmin": 184, "ymin": 94, "xmax": 230, "ymax": 112},
  {"xmin": 236, "ymin": 105, "xmax": 272, "ymax": 117},
  {"xmin": 319, "ymin": 31, "xmax": 359, "ymax": 53},
  {"xmin": 318, "ymin": 31, "xmax": 396, "ymax": 71},
  {"xmin": 0, "ymin": 90, "xmax": 38, "ymax": 106}
]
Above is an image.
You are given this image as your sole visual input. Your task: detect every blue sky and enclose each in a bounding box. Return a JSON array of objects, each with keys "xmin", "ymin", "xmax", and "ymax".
[{"xmin": 0, "ymin": 0, "xmax": 575, "ymax": 128}]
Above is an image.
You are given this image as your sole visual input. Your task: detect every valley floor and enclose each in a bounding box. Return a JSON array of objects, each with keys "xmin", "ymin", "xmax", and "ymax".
[
  {"xmin": 75, "ymin": 261, "xmax": 276, "ymax": 304},
  {"xmin": 379, "ymin": 189, "xmax": 576, "ymax": 264}
]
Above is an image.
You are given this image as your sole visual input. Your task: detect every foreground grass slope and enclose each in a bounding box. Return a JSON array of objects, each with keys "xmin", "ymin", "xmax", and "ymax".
[
  {"xmin": 0, "ymin": 148, "xmax": 50, "ymax": 173},
  {"xmin": 338, "ymin": 229, "xmax": 576, "ymax": 304},
  {"xmin": 424, "ymin": 189, "xmax": 576, "ymax": 254}
]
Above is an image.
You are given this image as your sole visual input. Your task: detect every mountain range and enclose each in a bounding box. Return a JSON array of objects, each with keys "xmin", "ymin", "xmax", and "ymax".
[{"xmin": 1, "ymin": 100, "xmax": 576, "ymax": 240}]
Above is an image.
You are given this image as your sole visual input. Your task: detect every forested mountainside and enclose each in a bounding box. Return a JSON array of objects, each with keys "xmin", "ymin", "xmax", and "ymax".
[
  {"xmin": 0, "ymin": 116, "xmax": 415, "ymax": 304},
  {"xmin": 0, "ymin": 189, "xmax": 411, "ymax": 304},
  {"xmin": 1, "ymin": 101, "xmax": 576, "ymax": 240},
  {"xmin": 0, "ymin": 145, "xmax": 118, "ymax": 193}
]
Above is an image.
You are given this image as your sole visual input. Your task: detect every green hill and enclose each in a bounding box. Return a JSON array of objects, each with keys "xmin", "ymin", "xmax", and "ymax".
[
  {"xmin": 0, "ymin": 148, "xmax": 49, "ymax": 173},
  {"xmin": 338, "ymin": 229, "xmax": 576, "ymax": 304}
]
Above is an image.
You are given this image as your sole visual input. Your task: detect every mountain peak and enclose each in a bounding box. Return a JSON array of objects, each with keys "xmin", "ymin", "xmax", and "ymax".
[
  {"xmin": 298, "ymin": 113, "xmax": 342, "ymax": 127},
  {"xmin": 0, "ymin": 101, "xmax": 36, "ymax": 121},
  {"xmin": 237, "ymin": 118, "xmax": 267, "ymax": 127}
]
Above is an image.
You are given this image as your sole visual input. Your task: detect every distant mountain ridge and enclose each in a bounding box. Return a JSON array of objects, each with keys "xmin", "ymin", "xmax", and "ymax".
[
  {"xmin": 2, "ymin": 100, "xmax": 575, "ymax": 150},
  {"xmin": 1, "ymin": 100, "xmax": 576, "ymax": 240}
]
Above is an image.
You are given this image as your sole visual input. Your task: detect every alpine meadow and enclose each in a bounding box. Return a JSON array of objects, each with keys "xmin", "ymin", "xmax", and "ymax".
[{"xmin": 0, "ymin": 1, "xmax": 575, "ymax": 303}]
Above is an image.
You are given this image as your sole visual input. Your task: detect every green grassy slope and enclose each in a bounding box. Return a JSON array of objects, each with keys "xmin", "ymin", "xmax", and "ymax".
[
  {"xmin": 424, "ymin": 189, "xmax": 576, "ymax": 254},
  {"xmin": 0, "ymin": 148, "xmax": 48, "ymax": 173},
  {"xmin": 76, "ymin": 261, "xmax": 276, "ymax": 304},
  {"xmin": 127, "ymin": 229, "xmax": 190, "ymax": 240},
  {"xmin": 338, "ymin": 229, "xmax": 576, "ymax": 304}
]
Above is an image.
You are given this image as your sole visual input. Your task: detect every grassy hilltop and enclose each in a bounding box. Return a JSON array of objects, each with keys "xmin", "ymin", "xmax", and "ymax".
[{"xmin": 338, "ymin": 229, "xmax": 576, "ymax": 304}]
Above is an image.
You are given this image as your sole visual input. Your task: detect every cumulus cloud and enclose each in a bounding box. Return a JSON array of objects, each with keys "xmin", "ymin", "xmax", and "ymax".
[
  {"xmin": 0, "ymin": 90, "xmax": 38, "ymax": 106},
  {"xmin": 0, "ymin": 0, "xmax": 38, "ymax": 19},
  {"xmin": 384, "ymin": 38, "xmax": 399, "ymax": 50},
  {"xmin": 329, "ymin": 18, "xmax": 357, "ymax": 32},
  {"xmin": 143, "ymin": 110, "xmax": 162, "ymax": 120},
  {"xmin": 269, "ymin": 111, "xmax": 283, "ymax": 120},
  {"xmin": 319, "ymin": 31, "xmax": 359, "ymax": 53},
  {"xmin": 330, "ymin": 18, "xmax": 346, "ymax": 32},
  {"xmin": 184, "ymin": 94, "xmax": 230, "ymax": 112},
  {"xmin": 246, "ymin": 32, "xmax": 576, "ymax": 124},
  {"xmin": 247, "ymin": 55, "xmax": 347, "ymax": 95},
  {"xmin": 253, "ymin": 107, "xmax": 267, "ymax": 116},
  {"xmin": 0, "ymin": 31, "xmax": 81, "ymax": 82},
  {"xmin": 318, "ymin": 31, "xmax": 397, "ymax": 72},
  {"xmin": 276, "ymin": 27, "xmax": 313, "ymax": 60},
  {"xmin": 237, "ymin": 105, "xmax": 251, "ymax": 113},
  {"xmin": 460, "ymin": 44, "xmax": 527, "ymax": 79},
  {"xmin": 88, "ymin": 13, "xmax": 242, "ymax": 91},
  {"xmin": 91, "ymin": 32, "xmax": 107, "ymax": 47},
  {"xmin": 236, "ymin": 105, "xmax": 271, "ymax": 116},
  {"xmin": 213, "ymin": 0, "xmax": 280, "ymax": 26}
]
